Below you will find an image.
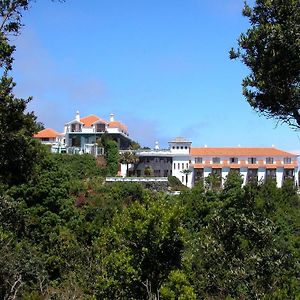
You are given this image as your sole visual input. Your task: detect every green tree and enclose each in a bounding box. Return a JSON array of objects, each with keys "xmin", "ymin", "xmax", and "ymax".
[
  {"xmin": 230, "ymin": 0, "xmax": 300, "ymax": 128},
  {"xmin": 94, "ymin": 194, "xmax": 184, "ymax": 299},
  {"xmin": 104, "ymin": 139, "xmax": 119, "ymax": 176},
  {"xmin": 180, "ymin": 169, "xmax": 192, "ymax": 186},
  {"xmin": 0, "ymin": 0, "xmax": 40, "ymax": 185},
  {"xmin": 119, "ymin": 151, "xmax": 139, "ymax": 176}
]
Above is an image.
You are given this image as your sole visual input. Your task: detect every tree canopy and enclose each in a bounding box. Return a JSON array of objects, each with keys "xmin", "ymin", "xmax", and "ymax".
[{"xmin": 230, "ymin": 0, "xmax": 300, "ymax": 128}]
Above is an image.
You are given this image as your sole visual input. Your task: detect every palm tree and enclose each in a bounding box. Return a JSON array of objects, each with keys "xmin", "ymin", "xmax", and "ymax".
[
  {"xmin": 119, "ymin": 151, "xmax": 139, "ymax": 176},
  {"xmin": 181, "ymin": 169, "xmax": 192, "ymax": 186}
]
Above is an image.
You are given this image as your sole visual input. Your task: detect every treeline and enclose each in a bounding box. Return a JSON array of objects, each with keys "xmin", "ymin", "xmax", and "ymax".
[{"xmin": 0, "ymin": 148, "xmax": 299, "ymax": 299}]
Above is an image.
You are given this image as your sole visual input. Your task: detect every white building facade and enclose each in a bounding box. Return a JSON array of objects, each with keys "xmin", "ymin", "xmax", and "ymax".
[{"xmin": 120, "ymin": 138, "xmax": 298, "ymax": 188}]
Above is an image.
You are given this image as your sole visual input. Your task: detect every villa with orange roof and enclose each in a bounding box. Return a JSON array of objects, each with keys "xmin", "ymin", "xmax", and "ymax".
[
  {"xmin": 64, "ymin": 111, "xmax": 131, "ymax": 155},
  {"xmin": 33, "ymin": 128, "xmax": 64, "ymax": 145}
]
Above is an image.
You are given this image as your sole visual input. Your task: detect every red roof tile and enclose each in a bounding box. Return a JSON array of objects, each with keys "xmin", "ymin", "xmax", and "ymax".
[
  {"xmin": 190, "ymin": 147, "xmax": 297, "ymax": 157},
  {"xmin": 33, "ymin": 128, "xmax": 59, "ymax": 138},
  {"xmin": 80, "ymin": 115, "xmax": 107, "ymax": 127}
]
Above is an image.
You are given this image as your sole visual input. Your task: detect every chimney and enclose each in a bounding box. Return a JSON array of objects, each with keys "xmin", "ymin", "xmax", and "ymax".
[
  {"xmin": 110, "ymin": 113, "xmax": 114, "ymax": 122},
  {"xmin": 75, "ymin": 110, "xmax": 80, "ymax": 121}
]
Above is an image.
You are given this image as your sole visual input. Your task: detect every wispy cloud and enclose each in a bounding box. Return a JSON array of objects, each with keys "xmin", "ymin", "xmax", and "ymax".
[{"xmin": 12, "ymin": 29, "xmax": 108, "ymax": 130}]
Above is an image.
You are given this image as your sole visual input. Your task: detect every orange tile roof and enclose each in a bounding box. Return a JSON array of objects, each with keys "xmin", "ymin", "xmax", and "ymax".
[
  {"xmin": 190, "ymin": 147, "xmax": 297, "ymax": 157},
  {"xmin": 80, "ymin": 115, "xmax": 107, "ymax": 127},
  {"xmin": 109, "ymin": 121, "xmax": 128, "ymax": 132},
  {"xmin": 33, "ymin": 128, "xmax": 59, "ymax": 138}
]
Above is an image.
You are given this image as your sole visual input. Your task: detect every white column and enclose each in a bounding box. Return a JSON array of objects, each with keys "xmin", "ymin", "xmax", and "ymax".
[{"xmin": 276, "ymin": 168, "xmax": 284, "ymax": 187}]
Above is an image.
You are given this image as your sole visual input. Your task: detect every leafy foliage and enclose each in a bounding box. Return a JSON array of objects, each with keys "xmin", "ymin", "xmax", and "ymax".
[
  {"xmin": 230, "ymin": 0, "xmax": 300, "ymax": 128},
  {"xmin": 104, "ymin": 139, "xmax": 119, "ymax": 176}
]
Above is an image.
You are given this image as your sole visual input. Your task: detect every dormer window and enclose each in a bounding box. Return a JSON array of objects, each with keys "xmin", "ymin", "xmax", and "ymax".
[
  {"xmin": 266, "ymin": 157, "xmax": 274, "ymax": 164},
  {"xmin": 284, "ymin": 157, "xmax": 292, "ymax": 164},
  {"xmin": 95, "ymin": 123, "xmax": 106, "ymax": 132}
]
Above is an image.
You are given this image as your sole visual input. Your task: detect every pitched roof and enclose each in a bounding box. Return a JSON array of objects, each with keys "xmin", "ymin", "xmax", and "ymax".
[
  {"xmin": 33, "ymin": 128, "xmax": 59, "ymax": 138},
  {"xmin": 109, "ymin": 121, "xmax": 128, "ymax": 132},
  {"xmin": 190, "ymin": 147, "xmax": 297, "ymax": 157},
  {"xmin": 80, "ymin": 115, "xmax": 107, "ymax": 127}
]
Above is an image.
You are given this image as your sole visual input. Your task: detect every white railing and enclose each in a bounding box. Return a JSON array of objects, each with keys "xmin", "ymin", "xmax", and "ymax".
[{"xmin": 106, "ymin": 177, "xmax": 168, "ymax": 182}]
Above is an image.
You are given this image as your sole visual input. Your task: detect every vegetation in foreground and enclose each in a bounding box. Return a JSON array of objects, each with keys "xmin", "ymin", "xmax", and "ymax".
[{"xmin": 0, "ymin": 150, "xmax": 299, "ymax": 299}]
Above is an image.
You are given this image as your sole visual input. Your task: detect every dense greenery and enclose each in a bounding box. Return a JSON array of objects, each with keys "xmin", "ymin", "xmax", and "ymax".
[
  {"xmin": 0, "ymin": 153, "xmax": 299, "ymax": 299},
  {"xmin": 0, "ymin": 1, "xmax": 299, "ymax": 298},
  {"xmin": 230, "ymin": 0, "xmax": 300, "ymax": 128}
]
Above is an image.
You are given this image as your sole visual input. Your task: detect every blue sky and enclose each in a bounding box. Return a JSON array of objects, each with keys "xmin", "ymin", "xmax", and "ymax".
[{"xmin": 11, "ymin": 0, "xmax": 300, "ymax": 152}]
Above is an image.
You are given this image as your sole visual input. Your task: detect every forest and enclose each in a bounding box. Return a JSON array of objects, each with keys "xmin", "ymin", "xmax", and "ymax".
[{"xmin": 0, "ymin": 148, "xmax": 299, "ymax": 299}]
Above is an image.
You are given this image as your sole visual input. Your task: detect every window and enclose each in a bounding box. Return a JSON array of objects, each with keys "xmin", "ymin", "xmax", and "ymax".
[
  {"xmin": 164, "ymin": 170, "xmax": 169, "ymax": 177},
  {"xmin": 176, "ymin": 146, "xmax": 179, "ymax": 149},
  {"xmin": 174, "ymin": 163, "xmax": 176, "ymax": 169},
  {"xmin": 284, "ymin": 157, "xmax": 292, "ymax": 164},
  {"xmin": 182, "ymin": 176, "xmax": 184, "ymax": 183},
  {"xmin": 194, "ymin": 169, "xmax": 204, "ymax": 183},
  {"xmin": 41, "ymin": 138, "xmax": 49, "ymax": 141},
  {"xmin": 178, "ymin": 163, "xmax": 180, "ymax": 169},
  {"xmin": 186, "ymin": 163, "xmax": 189, "ymax": 169},
  {"xmin": 71, "ymin": 123, "xmax": 82, "ymax": 132},
  {"xmin": 172, "ymin": 146, "xmax": 175, "ymax": 149},
  {"xmin": 95, "ymin": 123, "xmax": 105, "ymax": 132},
  {"xmin": 212, "ymin": 157, "xmax": 220, "ymax": 164},
  {"xmin": 181, "ymin": 146, "xmax": 183, "ymax": 149},
  {"xmin": 182, "ymin": 163, "xmax": 184, "ymax": 169},
  {"xmin": 247, "ymin": 169, "xmax": 258, "ymax": 182},
  {"xmin": 284, "ymin": 169, "xmax": 294, "ymax": 180},
  {"xmin": 266, "ymin": 169, "xmax": 276, "ymax": 179},
  {"xmin": 154, "ymin": 170, "xmax": 161, "ymax": 177},
  {"xmin": 229, "ymin": 157, "xmax": 238, "ymax": 163},
  {"xmin": 195, "ymin": 157, "xmax": 202, "ymax": 163},
  {"xmin": 212, "ymin": 168, "xmax": 222, "ymax": 176},
  {"xmin": 248, "ymin": 157, "xmax": 257, "ymax": 164},
  {"xmin": 266, "ymin": 157, "xmax": 274, "ymax": 164},
  {"xmin": 185, "ymin": 146, "xmax": 188, "ymax": 149}
]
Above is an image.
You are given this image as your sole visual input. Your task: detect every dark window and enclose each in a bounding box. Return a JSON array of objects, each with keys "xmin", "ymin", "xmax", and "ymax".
[
  {"xmin": 194, "ymin": 168, "xmax": 204, "ymax": 183},
  {"xmin": 154, "ymin": 170, "xmax": 161, "ymax": 177},
  {"xmin": 71, "ymin": 137, "xmax": 81, "ymax": 147},
  {"xmin": 284, "ymin": 169, "xmax": 294, "ymax": 180},
  {"xmin": 266, "ymin": 169, "xmax": 276, "ymax": 180},
  {"xmin": 195, "ymin": 157, "xmax": 202, "ymax": 163},
  {"xmin": 284, "ymin": 157, "xmax": 292, "ymax": 164},
  {"xmin": 212, "ymin": 157, "xmax": 220, "ymax": 164},
  {"xmin": 247, "ymin": 169, "xmax": 258, "ymax": 182},
  {"xmin": 230, "ymin": 157, "xmax": 238, "ymax": 163},
  {"xmin": 248, "ymin": 157, "xmax": 257, "ymax": 164},
  {"xmin": 41, "ymin": 138, "xmax": 49, "ymax": 141},
  {"xmin": 96, "ymin": 123, "xmax": 106, "ymax": 132},
  {"xmin": 266, "ymin": 157, "xmax": 274, "ymax": 164},
  {"xmin": 212, "ymin": 168, "xmax": 222, "ymax": 176}
]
